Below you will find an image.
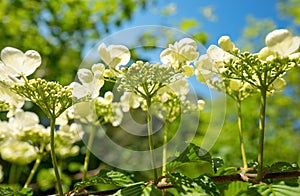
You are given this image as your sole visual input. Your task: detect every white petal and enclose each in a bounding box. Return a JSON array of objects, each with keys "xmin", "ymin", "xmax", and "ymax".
[
  {"xmin": 265, "ymin": 29, "xmax": 300, "ymax": 56},
  {"xmin": 178, "ymin": 38, "xmax": 197, "ymax": 48},
  {"xmin": 160, "ymin": 48, "xmax": 174, "ymax": 64},
  {"xmin": 104, "ymin": 91, "xmax": 114, "ymax": 103},
  {"xmin": 108, "ymin": 45, "xmax": 130, "ymax": 66},
  {"xmin": 218, "ymin": 36, "xmax": 235, "ymax": 52},
  {"xmin": 22, "ymin": 50, "xmax": 41, "ymax": 76},
  {"xmin": 77, "ymin": 68, "xmax": 93, "ymax": 84},
  {"xmin": 98, "ymin": 43, "xmax": 111, "ymax": 65},
  {"xmin": 207, "ymin": 45, "xmax": 233, "ymax": 63},
  {"xmin": 92, "ymin": 63, "xmax": 105, "ymax": 73},
  {"xmin": 70, "ymin": 82, "xmax": 88, "ymax": 99},
  {"xmin": 1, "ymin": 47, "xmax": 24, "ymax": 75},
  {"xmin": 265, "ymin": 29, "xmax": 291, "ymax": 48}
]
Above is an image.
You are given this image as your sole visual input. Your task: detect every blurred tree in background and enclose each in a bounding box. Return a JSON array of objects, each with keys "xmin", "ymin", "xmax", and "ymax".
[{"xmin": 0, "ymin": 0, "xmax": 150, "ymax": 84}]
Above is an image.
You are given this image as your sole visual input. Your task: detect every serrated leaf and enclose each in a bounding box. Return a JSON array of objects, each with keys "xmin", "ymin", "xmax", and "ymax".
[
  {"xmin": 246, "ymin": 182, "xmax": 300, "ymax": 196},
  {"xmin": 0, "ymin": 187, "xmax": 14, "ymax": 196},
  {"xmin": 74, "ymin": 169, "xmax": 135, "ymax": 190},
  {"xmin": 167, "ymin": 172, "xmax": 220, "ymax": 195},
  {"xmin": 141, "ymin": 184, "xmax": 162, "ymax": 196},
  {"xmin": 0, "ymin": 187, "xmax": 33, "ymax": 196},
  {"xmin": 224, "ymin": 181, "xmax": 250, "ymax": 196},
  {"xmin": 112, "ymin": 183, "xmax": 145, "ymax": 196},
  {"xmin": 167, "ymin": 143, "xmax": 213, "ymax": 178}
]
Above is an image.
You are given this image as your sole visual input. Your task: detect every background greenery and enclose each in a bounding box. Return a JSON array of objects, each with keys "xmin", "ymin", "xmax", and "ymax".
[{"xmin": 0, "ymin": 0, "xmax": 299, "ymax": 194}]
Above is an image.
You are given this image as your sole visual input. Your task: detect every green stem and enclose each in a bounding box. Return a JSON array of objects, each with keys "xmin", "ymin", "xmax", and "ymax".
[
  {"xmin": 257, "ymin": 88, "xmax": 267, "ymax": 182},
  {"xmin": 50, "ymin": 116, "xmax": 64, "ymax": 196},
  {"xmin": 162, "ymin": 122, "xmax": 169, "ymax": 177},
  {"xmin": 8, "ymin": 164, "xmax": 17, "ymax": 184},
  {"xmin": 146, "ymin": 99, "xmax": 158, "ymax": 183},
  {"xmin": 236, "ymin": 99, "xmax": 248, "ymax": 170},
  {"xmin": 24, "ymin": 152, "xmax": 43, "ymax": 188},
  {"xmin": 83, "ymin": 125, "xmax": 96, "ymax": 181}
]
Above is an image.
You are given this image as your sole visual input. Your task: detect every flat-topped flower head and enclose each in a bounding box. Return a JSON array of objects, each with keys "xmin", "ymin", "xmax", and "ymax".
[
  {"xmin": 117, "ymin": 61, "xmax": 180, "ymax": 100},
  {"xmin": 265, "ymin": 29, "xmax": 300, "ymax": 56},
  {"xmin": 98, "ymin": 43, "xmax": 130, "ymax": 71},
  {"xmin": 11, "ymin": 78, "xmax": 73, "ymax": 118},
  {"xmin": 0, "ymin": 47, "xmax": 41, "ymax": 77},
  {"xmin": 160, "ymin": 38, "xmax": 199, "ymax": 69}
]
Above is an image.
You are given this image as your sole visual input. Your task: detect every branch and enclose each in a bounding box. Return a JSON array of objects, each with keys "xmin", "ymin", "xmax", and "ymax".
[{"xmin": 59, "ymin": 171, "xmax": 300, "ymax": 195}]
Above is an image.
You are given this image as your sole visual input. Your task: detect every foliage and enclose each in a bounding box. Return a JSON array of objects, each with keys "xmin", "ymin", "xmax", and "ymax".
[{"xmin": 0, "ymin": 0, "xmax": 150, "ymax": 84}]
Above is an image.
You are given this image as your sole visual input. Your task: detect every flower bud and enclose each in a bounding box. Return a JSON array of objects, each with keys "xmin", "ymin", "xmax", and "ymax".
[{"xmin": 218, "ymin": 36, "xmax": 235, "ymax": 52}]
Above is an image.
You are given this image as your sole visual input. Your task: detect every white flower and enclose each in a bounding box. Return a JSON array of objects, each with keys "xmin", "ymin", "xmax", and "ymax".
[
  {"xmin": 96, "ymin": 91, "xmax": 114, "ymax": 104},
  {"xmin": 70, "ymin": 64, "xmax": 104, "ymax": 99},
  {"xmin": 120, "ymin": 92, "xmax": 142, "ymax": 112},
  {"xmin": 0, "ymin": 47, "xmax": 41, "ymax": 77},
  {"xmin": 160, "ymin": 38, "xmax": 199, "ymax": 67},
  {"xmin": 265, "ymin": 29, "xmax": 300, "ymax": 56},
  {"xmin": 194, "ymin": 54, "xmax": 218, "ymax": 83},
  {"xmin": 207, "ymin": 45, "xmax": 235, "ymax": 68},
  {"xmin": 257, "ymin": 47, "xmax": 276, "ymax": 61},
  {"xmin": 72, "ymin": 101, "xmax": 97, "ymax": 123},
  {"xmin": 0, "ymin": 140, "xmax": 37, "ymax": 164},
  {"xmin": 0, "ymin": 86, "xmax": 25, "ymax": 116},
  {"xmin": 269, "ymin": 77, "xmax": 286, "ymax": 93},
  {"xmin": 57, "ymin": 123, "xmax": 82, "ymax": 143},
  {"xmin": 218, "ymin": 36, "xmax": 236, "ymax": 52},
  {"xmin": 159, "ymin": 78, "xmax": 190, "ymax": 97},
  {"xmin": 111, "ymin": 103, "xmax": 123, "ymax": 126},
  {"xmin": 8, "ymin": 109, "xmax": 40, "ymax": 136},
  {"xmin": 98, "ymin": 43, "xmax": 130, "ymax": 70}
]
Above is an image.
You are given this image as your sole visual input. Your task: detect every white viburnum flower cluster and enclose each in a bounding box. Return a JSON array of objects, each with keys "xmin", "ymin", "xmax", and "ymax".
[
  {"xmin": 0, "ymin": 47, "xmax": 42, "ymax": 116},
  {"xmin": 72, "ymin": 38, "xmax": 205, "ymax": 126},
  {"xmin": 0, "ymin": 109, "xmax": 84, "ymax": 164},
  {"xmin": 0, "ymin": 46, "xmax": 84, "ymax": 165},
  {"xmin": 195, "ymin": 29, "xmax": 300, "ymax": 98},
  {"xmin": 160, "ymin": 38, "xmax": 199, "ymax": 77}
]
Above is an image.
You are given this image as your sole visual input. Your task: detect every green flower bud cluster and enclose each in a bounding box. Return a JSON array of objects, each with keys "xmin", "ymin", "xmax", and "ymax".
[
  {"xmin": 117, "ymin": 61, "xmax": 180, "ymax": 100},
  {"xmin": 222, "ymin": 52, "xmax": 298, "ymax": 92},
  {"xmin": 11, "ymin": 78, "xmax": 73, "ymax": 118},
  {"xmin": 95, "ymin": 99, "xmax": 123, "ymax": 127}
]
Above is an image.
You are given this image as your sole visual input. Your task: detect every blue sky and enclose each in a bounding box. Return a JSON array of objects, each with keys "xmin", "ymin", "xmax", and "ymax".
[{"xmin": 117, "ymin": 0, "xmax": 295, "ymax": 45}]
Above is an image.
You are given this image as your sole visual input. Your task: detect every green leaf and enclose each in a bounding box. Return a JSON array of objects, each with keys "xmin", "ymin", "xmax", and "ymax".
[
  {"xmin": 0, "ymin": 187, "xmax": 33, "ymax": 196},
  {"xmin": 223, "ymin": 181, "xmax": 250, "ymax": 196},
  {"xmin": 167, "ymin": 143, "xmax": 213, "ymax": 178},
  {"xmin": 167, "ymin": 172, "xmax": 220, "ymax": 195},
  {"xmin": 0, "ymin": 187, "xmax": 14, "ymax": 196},
  {"xmin": 112, "ymin": 183, "xmax": 145, "ymax": 196},
  {"xmin": 141, "ymin": 184, "xmax": 162, "ymax": 196},
  {"xmin": 74, "ymin": 169, "xmax": 135, "ymax": 191},
  {"xmin": 245, "ymin": 182, "xmax": 300, "ymax": 196},
  {"xmin": 212, "ymin": 157, "xmax": 224, "ymax": 173}
]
